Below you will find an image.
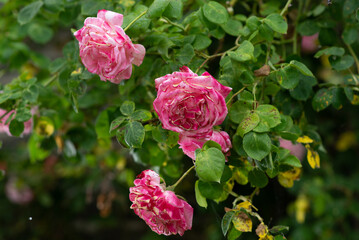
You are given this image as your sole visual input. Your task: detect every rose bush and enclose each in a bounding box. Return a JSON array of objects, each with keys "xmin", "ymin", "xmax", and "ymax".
[{"xmin": 74, "ymin": 10, "xmax": 145, "ymax": 83}]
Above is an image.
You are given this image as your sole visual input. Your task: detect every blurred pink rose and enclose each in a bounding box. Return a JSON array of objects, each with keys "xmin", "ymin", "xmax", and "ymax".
[
  {"xmin": 153, "ymin": 66, "xmax": 231, "ymax": 138},
  {"xmin": 5, "ymin": 177, "xmax": 34, "ymax": 205},
  {"xmin": 301, "ymin": 33, "xmax": 319, "ymax": 54},
  {"xmin": 129, "ymin": 170, "xmax": 193, "ymax": 236},
  {"xmin": 279, "ymin": 138, "xmax": 306, "ymax": 161},
  {"xmin": 178, "ymin": 130, "xmax": 232, "ymax": 160},
  {"xmin": 0, "ymin": 109, "xmax": 32, "ymax": 136},
  {"xmin": 74, "ymin": 10, "xmax": 145, "ymax": 83}
]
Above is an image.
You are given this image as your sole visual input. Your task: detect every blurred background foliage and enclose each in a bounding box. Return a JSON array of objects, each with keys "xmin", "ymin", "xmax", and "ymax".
[{"xmin": 0, "ymin": 0, "xmax": 359, "ymax": 239}]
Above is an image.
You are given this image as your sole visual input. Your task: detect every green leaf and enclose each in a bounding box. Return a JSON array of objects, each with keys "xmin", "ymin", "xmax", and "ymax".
[
  {"xmin": 269, "ymin": 225, "xmax": 289, "ymax": 234},
  {"xmin": 17, "ymin": 1, "xmax": 44, "ymax": 25},
  {"xmin": 124, "ymin": 121, "xmax": 145, "ymax": 148},
  {"xmin": 228, "ymin": 226, "xmax": 242, "ymax": 240},
  {"xmin": 263, "ymin": 13, "xmax": 287, "ymax": 34},
  {"xmin": 290, "ymin": 76, "xmax": 317, "ymax": 101},
  {"xmin": 147, "ymin": 0, "xmax": 169, "ymax": 18},
  {"xmin": 95, "ymin": 110, "xmax": 110, "ymax": 138},
  {"xmin": 237, "ymin": 112, "xmax": 260, "ymax": 137},
  {"xmin": 203, "ymin": 1, "xmax": 229, "ymax": 24},
  {"xmin": 277, "ymin": 65, "xmax": 301, "ymax": 89},
  {"xmin": 193, "ymin": 34, "xmax": 212, "ymax": 50},
  {"xmin": 297, "ymin": 20, "xmax": 320, "ymax": 36},
  {"xmin": 195, "ymin": 147, "xmax": 225, "ymax": 182},
  {"xmin": 28, "ymin": 23, "xmax": 54, "ymax": 44},
  {"xmin": 248, "ymin": 168, "xmax": 268, "ymax": 188},
  {"xmin": 243, "ymin": 132, "xmax": 271, "ymax": 161},
  {"xmin": 81, "ymin": 0, "xmax": 110, "ymax": 15},
  {"xmin": 152, "ymin": 125, "xmax": 168, "ymax": 143},
  {"xmin": 197, "ymin": 180, "xmax": 223, "ymax": 199},
  {"xmin": 163, "ymin": 0, "xmax": 183, "ymax": 20},
  {"xmin": 329, "ymin": 55, "xmax": 354, "ymax": 71},
  {"xmin": 254, "ymin": 104, "xmax": 281, "ymax": 132},
  {"xmin": 229, "ymin": 91, "xmax": 254, "ymax": 124},
  {"xmin": 289, "ymin": 60, "xmax": 314, "ymax": 77},
  {"xmin": 23, "ymin": 85, "xmax": 39, "ymax": 103},
  {"xmin": 228, "ymin": 40, "xmax": 254, "ymax": 62},
  {"xmin": 314, "ymin": 47, "xmax": 345, "ymax": 58},
  {"xmin": 177, "ymin": 44, "xmax": 195, "ymax": 65},
  {"xmin": 221, "ymin": 19, "xmax": 242, "ymax": 36},
  {"xmin": 15, "ymin": 108, "xmax": 32, "ymax": 122},
  {"xmin": 312, "ymin": 88, "xmax": 334, "ymax": 111},
  {"xmin": 195, "ymin": 180, "xmax": 208, "ymax": 208},
  {"xmin": 246, "ymin": 16, "xmax": 261, "ymax": 32},
  {"xmin": 280, "ymin": 155, "xmax": 302, "ymax": 168},
  {"xmin": 120, "ymin": 101, "xmax": 135, "ymax": 116},
  {"xmin": 109, "ymin": 116, "xmax": 126, "ymax": 133},
  {"xmin": 222, "ymin": 211, "xmax": 235, "ymax": 236},
  {"xmin": 343, "ymin": 26, "xmax": 358, "ymax": 45},
  {"xmin": 202, "ymin": 140, "xmax": 222, "ymax": 151},
  {"xmin": 130, "ymin": 110, "xmax": 152, "ymax": 122},
  {"xmin": 9, "ymin": 119, "xmax": 24, "ymax": 137}
]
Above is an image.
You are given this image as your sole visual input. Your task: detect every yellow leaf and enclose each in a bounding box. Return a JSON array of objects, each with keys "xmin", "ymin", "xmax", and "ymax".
[
  {"xmin": 295, "ymin": 194, "xmax": 309, "ymax": 223},
  {"xmin": 232, "ymin": 212, "xmax": 252, "ymax": 232},
  {"xmin": 336, "ymin": 131, "xmax": 357, "ymax": 151},
  {"xmin": 256, "ymin": 223, "xmax": 268, "ymax": 238},
  {"xmin": 235, "ymin": 201, "xmax": 252, "ymax": 211},
  {"xmin": 71, "ymin": 68, "xmax": 82, "ymax": 75},
  {"xmin": 278, "ymin": 167, "xmax": 301, "ymax": 188},
  {"xmin": 278, "ymin": 174, "xmax": 294, "ymax": 188},
  {"xmin": 307, "ymin": 149, "xmax": 320, "ymax": 169},
  {"xmin": 296, "ymin": 136, "xmax": 314, "ymax": 144},
  {"xmin": 35, "ymin": 118, "xmax": 55, "ymax": 137},
  {"xmin": 352, "ymin": 95, "xmax": 359, "ymax": 105}
]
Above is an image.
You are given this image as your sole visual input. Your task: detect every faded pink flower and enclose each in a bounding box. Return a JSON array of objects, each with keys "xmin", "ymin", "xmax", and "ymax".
[
  {"xmin": 5, "ymin": 177, "xmax": 34, "ymax": 205},
  {"xmin": 74, "ymin": 10, "xmax": 145, "ymax": 83},
  {"xmin": 301, "ymin": 33, "xmax": 319, "ymax": 54},
  {"xmin": 153, "ymin": 66, "xmax": 231, "ymax": 138},
  {"xmin": 178, "ymin": 130, "xmax": 232, "ymax": 160},
  {"xmin": 129, "ymin": 170, "xmax": 193, "ymax": 236},
  {"xmin": 0, "ymin": 109, "xmax": 32, "ymax": 136},
  {"xmin": 279, "ymin": 138, "xmax": 306, "ymax": 161}
]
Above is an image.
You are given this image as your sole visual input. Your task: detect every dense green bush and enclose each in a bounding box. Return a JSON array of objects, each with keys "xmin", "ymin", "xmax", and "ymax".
[{"xmin": 1, "ymin": 0, "xmax": 359, "ymax": 239}]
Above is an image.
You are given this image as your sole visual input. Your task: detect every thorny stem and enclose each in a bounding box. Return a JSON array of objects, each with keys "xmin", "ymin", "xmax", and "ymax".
[
  {"xmin": 167, "ymin": 165, "xmax": 195, "ymax": 191},
  {"xmin": 346, "ymin": 43, "xmax": 359, "ymax": 74},
  {"xmin": 280, "ymin": 0, "xmax": 293, "ymax": 16},
  {"xmin": 226, "ymin": 86, "xmax": 246, "ymax": 107},
  {"xmin": 124, "ymin": 10, "xmax": 147, "ymax": 32}
]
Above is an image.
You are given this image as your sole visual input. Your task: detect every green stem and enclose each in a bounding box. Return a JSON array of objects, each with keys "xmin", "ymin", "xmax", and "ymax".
[
  {"xmin": 43, "ymin": 74, "xmax": 58, "ymax": 87},
  {"xmin": 124, "ymin": 10, "xmax": 147, "ymax": 32},
  {"xmin": 346, "ymin": 43, "xmax": 359, "ymax": 74},
  {"xmin": 249, "ymin": 187, "xmax": 259, "ymax": 200},
  {"xmin": 162, "ymin": 17, "xmax": 185, "ymax": 31},
  {"xmin": 226, "ymin": 86, "xmax": 246, "ymax": 107},
  {"xmin": 268, "ymin": 60, "xmax": 277, "ymax": 71},
  {"xmin": 280, "ymin": 0, "xmax": 293, "ymax": 16},
  {"xmin": 167, "ymin": 165, "xmax": 195, "ymax": 191}
]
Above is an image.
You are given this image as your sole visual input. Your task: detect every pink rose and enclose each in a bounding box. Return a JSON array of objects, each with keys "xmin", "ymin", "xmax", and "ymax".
[
  {"xmin": 153, "ymin": 66, "xmax": 232, "ymax": 138},
  {"xmin": 74, "ymin": 10, "xmax": 145, "ymax": 83},
  {"xmin": 5, "ymin": 177, "xmax": 34, "ymax": 205},
  {"xmin": 279, "ymin": 138, "xmax": 306, "ymax": 161},
  {"xmin": 129, "ymin": 170, "xmax": 193, "ymax": 236},
  {"xmin": 301, "ymin": 33, "xmax": 319, "ymax": 54},
  {"xmin": 0, "ymin": 109, "xmax": 32, "ymax": 136},
  {"xmin": 178, "ymin": 130, "xmax": 232, "ymax": 160}
]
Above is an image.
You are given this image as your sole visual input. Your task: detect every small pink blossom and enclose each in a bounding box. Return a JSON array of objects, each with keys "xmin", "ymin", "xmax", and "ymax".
[
  {"xmin": 129, "ymin": 170, "xmax": 193, "ymax": 236},
  {"xmin": 74, "ymin": 10, "xmax": 145, "ymax": 83},
  {"xmin": 0, "ymin": 109, "xmax": 32, "ymax": 136},
  {"xmin": 279, "ymin": 138, "xmax": 306, "ymax": 161},
  {"xmin": 5, "ymin": 177, "xmax": 34, "ymax": 205},
  {"xmin": 178, "ymin": 130, "xmax": 232, "ymax": 160},
  {"xmin": 153, "ymin": 66, "xmax": 231, "ymax": 138},
  {"xmin": 301, "ymin": 33, "xmax": 319, "ymax": 54}
]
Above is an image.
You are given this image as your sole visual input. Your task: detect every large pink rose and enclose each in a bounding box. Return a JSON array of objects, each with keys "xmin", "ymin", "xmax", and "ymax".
[
  {"xmin": 129, "ymin": 170, "xmax": 193, "ymax": 236},
  {"xmin": 0, "ymin": 109, "xmax": 32, "ymax": 136},
  {"xmin": 178, "ymin": 130, "xmax": 232, "ymax": 160},
  {"xmin": 279, "ymin": 138, "xmax": 306, "ymax": 161},
  {"xmin": 153, "ymin": 66, "xmax": 232, "ymax": 138},
  {"xmin": 74, "ymin": 10, "xmax": 145, "ymax": 83}
]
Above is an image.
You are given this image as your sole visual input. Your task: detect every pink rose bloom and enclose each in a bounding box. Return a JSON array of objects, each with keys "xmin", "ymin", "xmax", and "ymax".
[
  {"xmin": 74, "ymin": 10, "xmax": 145, "ymax": 83},
  {"xmin": 301, "ymin": 33, "xmax": 319, "ymax": 54},
  {"xmin": 0, "ymin": 109, "xmax": 32, "ymax": 136},
  {"xmin": 279, "ymin": 138, "xmax": 306, "ymax": 161},
  {"xmin": 5, "ymin": 177, "xmax": 34, "ymax": 205},
  {"xmin": 153, "ymin": 66, "xmax": 232, "ymax": 138},
  {"xmin": 129, "ymin": 170, "xmax": 193, "ymax": 236},
  {"xmin": 178, "ymin": 130, "xmax": 232, "ymax": 160}
]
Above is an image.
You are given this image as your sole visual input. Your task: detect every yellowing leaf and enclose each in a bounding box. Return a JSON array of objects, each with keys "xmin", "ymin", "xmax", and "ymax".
[
  {"xmin": 256, "ymin": 223, "xmax": 268, "ymax": 238},
  {"xmin": 278, "ymin": 167, "xmax": 301, "ymax": 188},
  {"xmin": 295, "ymin": 194, "xmax": 309, "ymax": 223},
  {"xmin": 307, "ymin": 148, "xmax": 320, "ymax": 169},
  {"xmin": 352, "ymin": 95, "xmax": 359, "ymax": 105},
  {"xmin": 278, "ymin": 174, "xmax": 294, "ymax": 188},
  {"xmin": 35, "ymin": 118, "xmax": 55, "ymax": 137},
  {"xmin": 296, "ymin": 136, "xmax": 314, "ymax": 144},
  {"xmin": 232, "ymin": 212, "xmax": 252, "ymax": 232},
  {"xmin": 235, "ymin": 201, "xmax": 253, "ymax": 211},
  {"xmin": 71, "ymin": 68, "xmax": 82, "ymax": 75},
  {"xmin": 336, "ymin": 131, "xmax": 357, "ymax": 151}
]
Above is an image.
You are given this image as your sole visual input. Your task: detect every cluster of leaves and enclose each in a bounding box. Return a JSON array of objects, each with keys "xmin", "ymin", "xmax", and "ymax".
[{"xmin": 1, "ymin": 0, "xmax": 359, "ymax": 239}]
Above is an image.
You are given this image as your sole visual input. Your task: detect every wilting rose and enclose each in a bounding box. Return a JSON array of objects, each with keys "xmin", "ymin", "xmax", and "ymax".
[
  {"xmin": 279, "ymin": 138, "xmax": 306, "ymax": 161},
  {"xmin": 0, "ymin": 109, "xmax": 32, "ymax": 136},
  {"xmin": 178, "ymin": 130, "xmax": 232, "ymax": 160},
  {"xmin": 5, "ymin": 177, "xmax": 34, "ymax": 205},
  {"xmin": 129, "ymin": 170, "xmax": 193, "ymax": 236},
  {"xmin": 153, "ymin": 66, "xmax": 231, "ymax": 138},
  {"xmin": 301, "ymin": 33, "xmax": 319, "ymax": 54},
  {"xmin": 74, "ymin": 10, "xmax": 145, "ymax": 83}
]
